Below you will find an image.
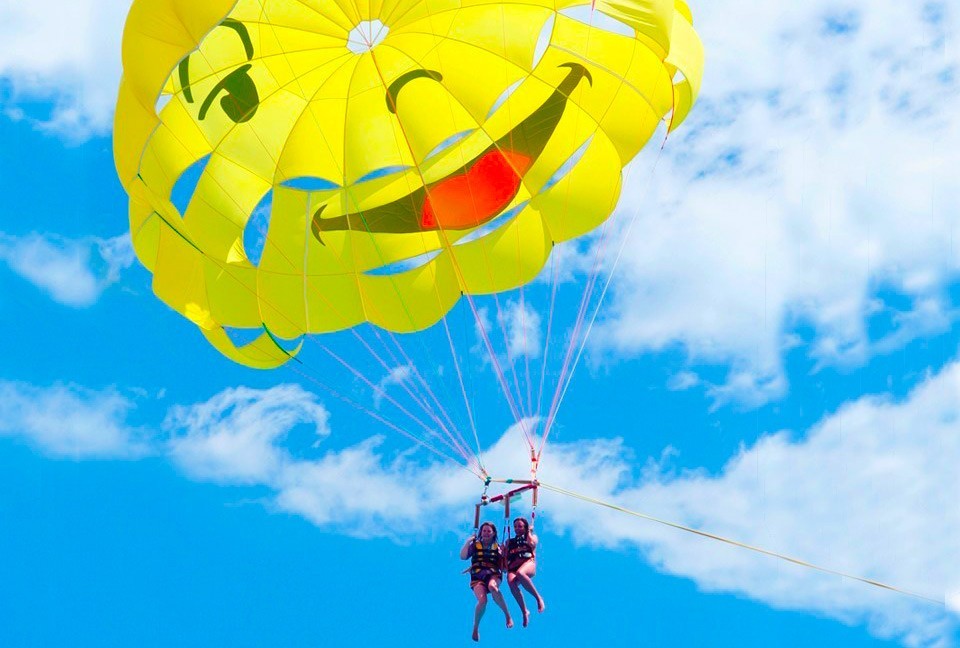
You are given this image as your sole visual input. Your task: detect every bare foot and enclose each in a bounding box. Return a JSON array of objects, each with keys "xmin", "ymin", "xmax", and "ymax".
[
  {"xmin": 522, "ymin": 610, "xmax": 530, "ymax": 628},
  {"xmin": 506, "ymin": 616, "xmax": 514, "ymax": 629},
  {"xmin": 472, "ymin": 627, "xmax": 479, "ymax": 642},
  {"xmin": 537, "ymin": 598, "xmax": 546, "ymax": 613}
]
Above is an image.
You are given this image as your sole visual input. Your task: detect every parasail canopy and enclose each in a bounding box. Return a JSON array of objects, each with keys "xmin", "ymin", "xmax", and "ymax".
[{"xmin": 114, "ymin": 0, "xmax": 703, "ymax": 370}]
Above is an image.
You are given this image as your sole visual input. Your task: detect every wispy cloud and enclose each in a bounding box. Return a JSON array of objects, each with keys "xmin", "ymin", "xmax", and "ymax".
[
  {"xmin": 0, "ymin": 380, "xmax": 149, "ymax": 459},
  {"xmin": 373, "ymin": 365, "xmax": 413, "ymax": 410},
  {"xmin": 0, "ymin": 1, "xmax": 129, "ymax": 139},
  {"xmin": 0, "ymin": 232, "xmax": 133, "ymax": 307},
  {"xmin": 161, "ymin": 383, "xmax": 509, "ymax": 536},
  {"xmin": 667, "ymin": 370, "xmax": 700, "ymax": 391},
  {"xmin": 582, "ymin": 0, "xmax": 960, "ymax": 406},
  {"xmin": 165, "ymin": 384, "xmax": 331, "ymax": 485},
  {"xmin": 472, "ymin": 301, "xmax": 544, "ymax": 368},
  {"xmin": 501, "ymin": 299, "xmax": 542, "ymax": 361}
]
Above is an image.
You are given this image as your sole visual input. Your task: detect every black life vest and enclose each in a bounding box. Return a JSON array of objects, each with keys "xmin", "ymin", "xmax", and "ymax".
[
  {"xmin": 470, "ymin": 541, "xmax": 502, "ymax": 573},
  {"xmin": 506, "ymin": 534, "xmax": 534, "ymax": 564}
]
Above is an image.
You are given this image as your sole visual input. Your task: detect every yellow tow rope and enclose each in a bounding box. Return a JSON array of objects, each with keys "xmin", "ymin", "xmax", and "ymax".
[{"xmin": 537, "ymin": 481, "xmax": 942, "ymax": 605}]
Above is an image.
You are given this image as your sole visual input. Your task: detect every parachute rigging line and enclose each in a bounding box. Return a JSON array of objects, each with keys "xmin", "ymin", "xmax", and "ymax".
[
  {"xmin": 536, "ymin": 50, "xmax": 677, "ymax": 461},
  {"xmin": 366, "ymin": 48, "xmax": 536, "ymax": 450},
  {"xmin": 289, "ymin": 64, "xmax": 485, "ymax": 465},
  {"xmin": 376, "ymin": 325, "xmax": 486, "ymax": 470},
  {"xmin": 285, "ymin": 361, "xmax": 482, "ymax": 475},
  {"xmin": 537, "ymin": 135, "xmax": 670, "ymax": 462},
  {"xmin": 147, "ymin": 52, "xmax": 484, "ymax": 468}
]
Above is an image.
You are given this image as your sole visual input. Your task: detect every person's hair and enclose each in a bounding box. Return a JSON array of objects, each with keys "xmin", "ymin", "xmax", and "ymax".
[
  {"xmin": 478, "ymin": 521, "xmax": 498, "ymax": 543},
  {"xmin": 513, "ymin": 517, "xmax": 530, "ymax": 534}
]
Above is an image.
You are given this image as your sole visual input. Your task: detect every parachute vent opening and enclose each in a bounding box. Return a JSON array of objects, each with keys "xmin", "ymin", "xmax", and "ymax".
[
  {"xmin": 532, "ymin": 14, "xmax": 555, "ymax": 70},
  {"xmin": 364, "ymin": 248, "xmax": 443, "ymax": 276},
  {"xmin": 541, "ymin": 137, "xmax": 592, "ymax": 192},
  {"xmin": 364, "ymin": 199, "xmax": 529, "ymax": 276},
  {"xmin": 355, "ymin": 165, "xmax": 412, "ymax": 183},
  {"xmin": 155, "ymin": 93, "xmax": 172, "ymax": 115},
  {"xmin": 559, "ymin": 6, "xmax": 635, "ymax": 37},
  {"xmin": 456, "ymin": 200, "xmax": 528, "ymax": 245},
  {"xmin": 486, "ymin": 80, "xmax": 523, "ymax": 120},
  {"xmin": 244, "ymin": 190, "xmax": 273, "ymax": 265},
  {"xmin": 170, "ymin": 154, "xmax": 211, "ymax": 216},
  {"xmin": 347, "ymin": 20, "xmax": 388, "ymax": 54},
  {"xmin": 281, "ymin": 176, "xmax": 340, "ymax": 191},
  {"xmin": 424, "ymin": 130, "xmax": 475, "ymax": 161},
  {"xmin": 223, "ymin": 326, "xmax": 265, "ymax": 347}
]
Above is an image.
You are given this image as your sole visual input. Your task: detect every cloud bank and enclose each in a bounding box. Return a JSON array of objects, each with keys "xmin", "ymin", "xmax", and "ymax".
[{"xmin": 593, "ymin": 0, "xmax": 960, "ymax": 406}]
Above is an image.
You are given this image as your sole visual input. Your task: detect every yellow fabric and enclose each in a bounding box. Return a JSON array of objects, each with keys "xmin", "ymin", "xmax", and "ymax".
[
  {"xmin": 666, "ymin": 0, "xmax": 703, "ymax": 131},
  {"xmin": 114, "ymin": 0, "xmax": 704, "ymax": 368}
]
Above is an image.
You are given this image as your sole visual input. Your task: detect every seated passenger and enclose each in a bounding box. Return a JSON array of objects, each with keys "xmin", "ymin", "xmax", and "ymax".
[
  {"xmin": 461, "ymin": 521, "xmax": 513, "ymax": 641},
  {"xmin": 504, "ymin": 517, "xmax": 545, "ymax": 626}
]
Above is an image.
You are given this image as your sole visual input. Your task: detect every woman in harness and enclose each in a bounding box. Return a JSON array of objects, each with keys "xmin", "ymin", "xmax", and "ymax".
[
  {"xmin": 461, "ymin": 521, "xmax": 513, "ymax": 641},
  {"xmin": 505, "ymin": 517, "xmax": 545, "ymax": 627}
]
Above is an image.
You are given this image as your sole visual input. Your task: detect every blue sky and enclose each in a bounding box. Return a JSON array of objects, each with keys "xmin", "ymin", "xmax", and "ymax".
[{"xmin": 0, "ymin": 1, "xmax": 958, "ymax": 646}]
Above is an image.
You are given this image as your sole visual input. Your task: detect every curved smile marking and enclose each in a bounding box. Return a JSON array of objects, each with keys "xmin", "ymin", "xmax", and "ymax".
[{"xmin": 311, "ymin": 62, "xmax": 592, "ymax": 244}]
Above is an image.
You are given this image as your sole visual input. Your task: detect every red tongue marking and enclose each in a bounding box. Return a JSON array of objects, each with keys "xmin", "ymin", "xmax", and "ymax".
[{"xmin": 421, "ymin": 150, "xmax": 531, "ymax": 229}]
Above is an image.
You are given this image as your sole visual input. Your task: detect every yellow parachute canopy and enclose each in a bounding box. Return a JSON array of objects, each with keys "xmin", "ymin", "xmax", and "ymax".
[{"xmin": 114, "ymin": 0, "xmax": 703, "ymax": 369}]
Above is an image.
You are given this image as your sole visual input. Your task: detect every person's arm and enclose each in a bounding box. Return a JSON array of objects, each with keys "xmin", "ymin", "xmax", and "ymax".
[
  {"xmin": 460, "ymin": 536, "xmax": 476, "ymax": 560},
  {"xmin": 527, "ymin": 532, "xmax": 538, "ymax": 550}
]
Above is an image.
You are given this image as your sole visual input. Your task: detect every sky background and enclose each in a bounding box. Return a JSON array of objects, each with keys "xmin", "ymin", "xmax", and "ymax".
[{"xmin": 0, "ymin": 1, "xmax": 958, "ymax": 646}]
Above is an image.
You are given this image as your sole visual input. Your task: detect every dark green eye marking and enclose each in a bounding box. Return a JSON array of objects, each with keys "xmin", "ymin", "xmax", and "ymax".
[
  {"xmin": 198, "ymin": 64, "xmax": 260, "ymax": 123},
  {"xmin": 385, "ymin": 69, "xmax": 443, "ymax": 113},
  {"xmin": 220, "ymin": 19, "xmax": 254, "ymax": 60},
  {"xmin": 176, "ymin": 19, "xmax": 260, "ymax": 123}
]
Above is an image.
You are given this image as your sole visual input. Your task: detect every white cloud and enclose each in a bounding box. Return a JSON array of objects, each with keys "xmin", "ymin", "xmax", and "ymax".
[
  {"xmin": 667, "ymin": 370, "xmax": 700, "ymax": 391},
  {"xmin": 0, "ymin": 1, "xmax": 129, "ymax": 139},
  {"xmin": 165, "ymin": 384, "xmax": 331, "ymax": 484},
  {"xmin": 0, "ymin": 232, "xmax": 134, "ymax": 307},
  {"xmin": 500, "ymin": 299, "xmax": 542, "ymax": 361},
  {"xmin": 373, "ymin": 364, "xmax": 413, "ymax": 410},
  {"xmin": 0, "ymin": 380, "xmax": 148, "ymax": 458},
  {"xmin": 948, "ymin": 590, "xmax": 960, "ymax": 615},
  {"xmin": 472, "ymin": 300, "xmax": 544, "ymax": 366},
  {"xmin": 584, "ymin": 0, "xmax": 960, "ymax": 406},
  {"xmin": 540, "ymin": 360, "xmax": 960, "ymax": 647},
  {"xmin": 160, "ymin": 384, "xmax": 533, "ymax": 537}
]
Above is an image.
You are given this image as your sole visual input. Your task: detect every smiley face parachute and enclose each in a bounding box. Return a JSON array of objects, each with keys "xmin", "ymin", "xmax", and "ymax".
[{"xmin": 114, "ymin": 0, "xmax": 702, "ymax": 475}]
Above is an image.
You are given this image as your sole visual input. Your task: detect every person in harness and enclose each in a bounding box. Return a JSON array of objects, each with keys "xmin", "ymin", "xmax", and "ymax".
[
  {"xmin": 505, "ymin": 517, "xmax": 545, "ymax": 627},
  {"xmin": 461, "ymin": 521, "xmax": 513, "ymax": 641}
]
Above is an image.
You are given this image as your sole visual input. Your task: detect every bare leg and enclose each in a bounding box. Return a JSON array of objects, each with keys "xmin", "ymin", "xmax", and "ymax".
[
  {"xmin": 515, "ymin": 562, "xmax": 545, "ymax": 612},
  {"xmin": 471, "ymin": 583, "xmax": 487, "ymax": 641},
  {"xmin": 507, "ymin": 572, "xmax": 530, "ymax": 627},
  {"xmin": 487, "ymin": 579, "xmax": 513, "ymax": 628}
]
